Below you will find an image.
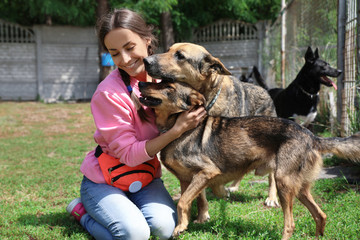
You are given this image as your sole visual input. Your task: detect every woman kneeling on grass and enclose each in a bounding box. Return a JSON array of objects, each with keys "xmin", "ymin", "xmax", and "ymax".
[{"xmin": 66, "ymin": 8, "xmax": 206, "ymax": 240}]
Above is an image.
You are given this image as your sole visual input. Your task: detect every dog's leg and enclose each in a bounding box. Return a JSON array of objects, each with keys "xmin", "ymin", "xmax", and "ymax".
[
  {"xmin": 194, "ymin": 189, "xmax": 210, "ymax": 223},
  {"xmin": 297, "ymin": 184, "xmax": 326, "ymax": 237},
  {"xmin": 180, "ymin": 181, "xmax": 210, "ymax": 225},
  {"xmin": 265, "ymin": 172, "xmax": 280, "ymax": 207},
  {"xmin": 173, "ymin": 169, "xmax": 220, "ymax": 237},
  {"xmin": 227, "ymin": 177, "xmax": 243, "ymax": 193},
  {"xmin": 276, "ymin": 177, "xmax": 296, "ymax": 240},
  {"xmin": 180, "ymin": 181, "xmax": 190, "ymax": 194},
  {"xmin": 212, "ymin": 183, "xmax": 229, "ymax": 198}
]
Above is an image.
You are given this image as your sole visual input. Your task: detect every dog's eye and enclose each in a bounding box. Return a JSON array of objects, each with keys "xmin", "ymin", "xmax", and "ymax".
[{"xmin": 175, "ymin": 51, "xmax": 185, "ymax": 60}]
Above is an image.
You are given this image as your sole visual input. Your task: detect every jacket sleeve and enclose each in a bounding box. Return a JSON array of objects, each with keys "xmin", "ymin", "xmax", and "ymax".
[{"xmin": 90, "ymin": 90, "xmax": 153, "ymax": 167}]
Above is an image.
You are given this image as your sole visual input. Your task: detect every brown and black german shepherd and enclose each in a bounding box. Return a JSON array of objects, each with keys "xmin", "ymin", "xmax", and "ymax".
[
  {"xmin": 139, "ymin": 80, "xmax": 360, "ymax": 239},
  {"xmin": 144, "ymin": 42, "xmax": 279, "ymax": 207}
]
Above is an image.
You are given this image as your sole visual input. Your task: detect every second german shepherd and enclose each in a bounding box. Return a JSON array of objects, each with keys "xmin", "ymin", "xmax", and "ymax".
[{"xmin": 139, "ymin": 80, "xmax": 360, "ymax": 239}]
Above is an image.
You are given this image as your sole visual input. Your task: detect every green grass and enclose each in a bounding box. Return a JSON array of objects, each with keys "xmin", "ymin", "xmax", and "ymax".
[{"xmin": 0, "ymin": 102, "xmax": 359, "ymax": 239}]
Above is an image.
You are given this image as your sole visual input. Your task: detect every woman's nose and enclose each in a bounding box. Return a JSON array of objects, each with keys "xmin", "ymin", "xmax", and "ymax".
[{"xmin": 119, "ymin": 52, "xmax": 131, "ymax": 65}]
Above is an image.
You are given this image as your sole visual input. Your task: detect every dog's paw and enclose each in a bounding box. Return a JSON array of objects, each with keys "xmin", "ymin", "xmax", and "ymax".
[
  {"xmin": 226, "ymin": 186, "xmax": 238, "ymax": 193},
  {"xmin": 172, "ymin": 225, "xmax": 187, "ymax": 237},
  {"xmin": 194, "ymin": 212, "xmax": 210, "ymax": 223},
  {"xmin": 264, "ymin": 197, "xmax": 280, "ymax": 208}
]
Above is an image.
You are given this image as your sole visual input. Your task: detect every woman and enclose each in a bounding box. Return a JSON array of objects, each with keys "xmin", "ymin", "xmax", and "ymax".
[{"xmin": 66, "ymin": 8, "xmax": 206, "ymax": 240}]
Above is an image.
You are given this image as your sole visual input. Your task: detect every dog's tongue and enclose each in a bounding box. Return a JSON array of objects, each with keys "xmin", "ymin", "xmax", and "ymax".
[{"xmin": 322, "ymin": 76, "xmax": 338, "ymax": 90}]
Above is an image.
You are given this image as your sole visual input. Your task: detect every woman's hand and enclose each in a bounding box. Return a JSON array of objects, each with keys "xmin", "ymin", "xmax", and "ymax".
[
  {"xmin": 170, "ymin": 106, "xmax": 207, "ymax": 138},
  {"xmin": 145, "ymin": 106, "xmax": 206, "ymax": 157}
]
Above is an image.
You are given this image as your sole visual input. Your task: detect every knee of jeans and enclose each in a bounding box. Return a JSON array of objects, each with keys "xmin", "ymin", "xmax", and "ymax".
[
  {"xmin": 109, "ymin": 220, "xmax": 150, "ymax": 240},
  {"xmin": 150, "ymin": 216, "xmax": 176, "ymax": 240}
]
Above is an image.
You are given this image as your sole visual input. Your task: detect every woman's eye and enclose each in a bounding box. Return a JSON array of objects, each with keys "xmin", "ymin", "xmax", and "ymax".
[{"xmin": 175, "ymin": 51, "xmax": 185, "ymax": 60}]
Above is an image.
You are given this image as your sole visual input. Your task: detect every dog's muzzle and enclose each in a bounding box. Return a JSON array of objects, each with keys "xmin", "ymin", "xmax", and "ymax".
[{"xmin": 143, "ymin": 56, "xmax": 159, "ymax": 76}]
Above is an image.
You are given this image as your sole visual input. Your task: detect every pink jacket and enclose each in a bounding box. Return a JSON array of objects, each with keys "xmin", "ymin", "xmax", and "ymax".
[{"xmin": 80, "ymin": 69, "xmax": 161, "ymax": 183}]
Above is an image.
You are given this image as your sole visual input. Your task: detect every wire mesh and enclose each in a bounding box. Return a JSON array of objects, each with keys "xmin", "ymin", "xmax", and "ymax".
[{"xmin": 263, "ymin": 0, "xmax": 358, "ymax": 134}]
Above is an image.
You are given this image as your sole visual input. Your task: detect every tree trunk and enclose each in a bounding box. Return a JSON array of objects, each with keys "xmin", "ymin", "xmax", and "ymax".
[
  {"xmin": 96, "ymin": 0, "xmax": 110, "ymax": 82},
  {"xmin": 160, "ymin": 11, "xmax": 174, "ymax": 52}
]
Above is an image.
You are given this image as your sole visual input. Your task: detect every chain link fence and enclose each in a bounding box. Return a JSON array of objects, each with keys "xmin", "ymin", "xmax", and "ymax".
[{"xmin": 262, "ymin": 0, "xmax": 359, "ymax": 135}]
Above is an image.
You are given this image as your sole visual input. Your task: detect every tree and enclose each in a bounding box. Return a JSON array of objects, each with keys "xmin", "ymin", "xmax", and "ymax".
[
  {"xmin": 1, "ymin": 0, "xmax": 281, "ymax": 49},
  {"xmin": 96, "ymin": 0, "xmax": 110, "ymax": 82},
  {"xmin": 0, "ymin": 0, "xmax": 97, "ymax": 26},
  {"xmin": 160, "ymin": 12, "xmax": 175, "ymax": 51},
  {"xmin": 171, "ymin": 0, "xmax": 281, "ymax": 41}
]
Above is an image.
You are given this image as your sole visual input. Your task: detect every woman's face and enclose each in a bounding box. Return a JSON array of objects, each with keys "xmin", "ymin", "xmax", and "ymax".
[{"xmin": 105, "ymin": 28, "xmax": 150, "ymax": 80}]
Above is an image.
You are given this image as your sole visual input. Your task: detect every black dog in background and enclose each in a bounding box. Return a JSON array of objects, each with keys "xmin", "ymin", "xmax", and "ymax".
[{"xmin": 253, "ymin": 47, "xmax": 342, "ymax": 127}]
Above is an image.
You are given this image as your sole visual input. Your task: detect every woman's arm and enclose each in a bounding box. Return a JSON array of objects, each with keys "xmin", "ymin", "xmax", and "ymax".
[{"xmin": 145, "ymin": 106, "xmax": 206, "ymax": 157}]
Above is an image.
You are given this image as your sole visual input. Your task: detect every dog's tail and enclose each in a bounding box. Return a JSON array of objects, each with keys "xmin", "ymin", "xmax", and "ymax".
[
  {"xmin": 316, "ymin": 132, "xmax": 360, "ymax": 163},
  {"xmin": 252, "ymin": 66, "xmax": 269, "ymax": 90}
]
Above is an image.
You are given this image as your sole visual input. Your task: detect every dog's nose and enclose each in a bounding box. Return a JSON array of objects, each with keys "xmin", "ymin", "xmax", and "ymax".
[
  {"xmin": 144, "ymin": 56, "xmax": 154, "ymax": 70},
  {"xmin": 143, "ymin": 57, "xmax": 150, "ymax": 68}
]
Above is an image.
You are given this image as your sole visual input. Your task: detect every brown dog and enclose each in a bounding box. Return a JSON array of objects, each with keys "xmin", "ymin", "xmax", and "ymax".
[
  {"xmin": 144, "ymin": 42, "xmax": 279, "ymax": 208},
  {"xmin": 139, "ymin": 80, "xmax": 360, "ymax": 239}
]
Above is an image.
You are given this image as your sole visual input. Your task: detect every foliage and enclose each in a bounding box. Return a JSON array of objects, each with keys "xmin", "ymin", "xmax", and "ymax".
[
  {"xmin": 0, "ymin": 0, "xmax": 281, "ymax": 41},
  {"xmin": 347, "ymin": 92, "xmax": 360, "ymax": 134},
  {"xmin": 0, "ymin": 0, "xmax": 97, "ymax": 26},
  {"xmin": 110, "ymin": 0, "xmax": 177, "ymax": 27},
  {"xmin": 171, "ymin": 0, "xmax": 281, "ymax": 41}
]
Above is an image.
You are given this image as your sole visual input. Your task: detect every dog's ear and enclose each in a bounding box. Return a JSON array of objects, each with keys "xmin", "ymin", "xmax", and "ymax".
[
  {"xmin": 305, "ymin": 46, "xmax": 316, "ymax": 63},
  {"xmin": 314, "ymin": 48, "xmax": 319, "ymax": 59},
  {"xmin": 186, "ymin": 91, "xmax": 206, "ymax": 107},
  {"xmin": 200, "ymin": 54, "xmax": 231, "ymax": 76}
]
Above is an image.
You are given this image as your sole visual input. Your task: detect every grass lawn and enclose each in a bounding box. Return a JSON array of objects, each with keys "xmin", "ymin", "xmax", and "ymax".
[{"xmin": 0, "ymin": 102, "xmax": 359, "ymax": 239}]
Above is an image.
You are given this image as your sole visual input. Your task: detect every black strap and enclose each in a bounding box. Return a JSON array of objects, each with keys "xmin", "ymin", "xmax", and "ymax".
[
  {"xmin": 94, "ymin": 145, "xmax": 103, "ymax": 158},
  {"xmin": 111, "ymin": 170, "xmax": 154, "ymax": 184}
]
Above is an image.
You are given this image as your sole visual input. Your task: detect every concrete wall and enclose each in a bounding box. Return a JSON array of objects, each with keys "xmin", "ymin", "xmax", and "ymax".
[
  {"xmin": 0, "ymin": 24, "xmax": 99, "ymax": 101},
  {"xmin": 0, "ymin": 43, "xmax": 37, "ymax": 100},
  {"xmin": 200, "ymin": 39, "xmax": 259, "ymax": 79},
  {"xmin": 0, "ymin": 20, "xmax": 261, "ymax": 101}
]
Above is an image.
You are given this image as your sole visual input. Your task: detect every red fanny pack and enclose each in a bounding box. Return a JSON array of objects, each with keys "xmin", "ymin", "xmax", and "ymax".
[{"xmin": 95, "ymin": 145, "xmax": 160, "ymax": 193}]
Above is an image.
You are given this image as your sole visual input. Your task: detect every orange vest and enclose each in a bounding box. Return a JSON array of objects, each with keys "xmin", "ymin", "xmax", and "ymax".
[{"xmin": 95, "ymin": 145, "xmax": 160, "ymax": 193}]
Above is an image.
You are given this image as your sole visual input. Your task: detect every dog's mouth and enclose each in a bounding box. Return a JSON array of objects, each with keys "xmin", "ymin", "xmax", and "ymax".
[
  {"xmin": 148, "ymin": 75, "xmax": 175, "ymax": 83},
  {"xmin": 139, "ymin": 96, "xmax": 162, "ymax": 107},
  {"xmin": 320, "ymin": 76, "xmax": 337, "ymax": 90},
  {"xmin": 146, "ymin": 71, "xmax": 175, "ymax": 83},
  {"xmin": 160, "ymin": 76, "xmax": 175, "ymax": 82}
]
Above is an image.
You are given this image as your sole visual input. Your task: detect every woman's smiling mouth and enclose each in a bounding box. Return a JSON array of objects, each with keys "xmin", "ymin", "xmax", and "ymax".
[{"xmin": 124, "ymin": 59, "xmax": 139, "ymax": 69}]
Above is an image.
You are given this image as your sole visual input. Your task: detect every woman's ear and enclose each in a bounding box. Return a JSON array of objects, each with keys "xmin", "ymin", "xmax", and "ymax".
[{"xmin": 145, "ymin": 37, "xmax": 151, "ymax": 47}]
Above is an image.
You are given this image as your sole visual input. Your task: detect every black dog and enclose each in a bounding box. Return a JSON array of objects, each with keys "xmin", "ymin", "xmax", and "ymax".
[
  {"xmin": 239, "ymin": 70, "xmax": 254, "ymax": 84},
  {"xmin": 253, "ymin": 47, "xmax": 342, "ymax": 127}
]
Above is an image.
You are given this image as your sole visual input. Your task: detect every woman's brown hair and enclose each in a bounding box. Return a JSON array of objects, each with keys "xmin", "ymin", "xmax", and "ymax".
[{"xmin": 96, "ymin": 9, "xmax": 158, "ymax": 121}]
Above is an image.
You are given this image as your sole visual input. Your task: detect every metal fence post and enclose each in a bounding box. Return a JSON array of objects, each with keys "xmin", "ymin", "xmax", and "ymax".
[
  {"xmin": 34, "ymin": 25, "xmax": 43, "ymax": 101},
  {"xmin": 357, "ymin": 0, "xmax": 360, "ymax": 99},
  {"xmin": 281, "ymin": 0, "xmax": 286, "ymax": 88},
  {"xmin": 337, "ymin": 0, "xmax": 346, "ymax": 128}
]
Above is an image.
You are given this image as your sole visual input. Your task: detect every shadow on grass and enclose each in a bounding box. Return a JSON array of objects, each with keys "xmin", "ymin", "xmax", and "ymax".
[
  {"xmin": 205, "ymin": 187, "xmax": 266, "ymax": 203},
  {"xmin": 17, "ymin": 212, "xmax": 93, "ymax": 239},
  {"xmin": 186, "ymin": 199, "xmax": 281, "ymax": 239}
]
